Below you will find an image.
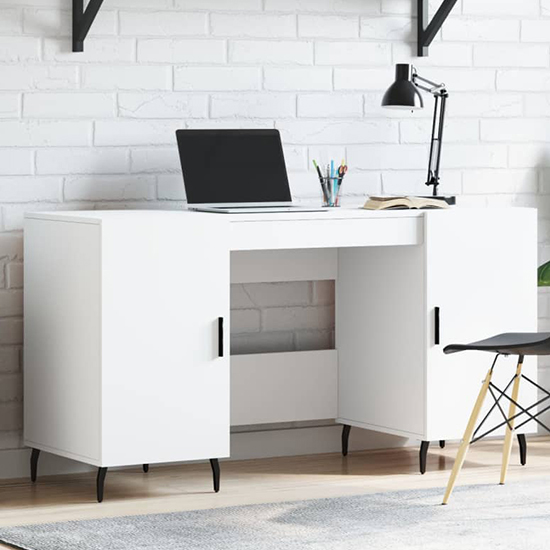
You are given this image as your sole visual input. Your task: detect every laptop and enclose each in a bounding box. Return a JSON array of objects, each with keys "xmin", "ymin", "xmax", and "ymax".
[{"xmin": 176, "ymin": 129, "xmax": 326, "ymax": 213}]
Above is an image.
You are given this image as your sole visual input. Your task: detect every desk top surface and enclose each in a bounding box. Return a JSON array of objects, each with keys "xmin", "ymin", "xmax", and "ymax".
[{"xmin": 24, "ymin": 206, "xmax": 532, "ymax": 226}]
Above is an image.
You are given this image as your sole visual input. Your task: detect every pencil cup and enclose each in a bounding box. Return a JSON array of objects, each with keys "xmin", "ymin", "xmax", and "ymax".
[{"xmin": 320, "ymin": 176, "xmax": 342, "ymax": 207}]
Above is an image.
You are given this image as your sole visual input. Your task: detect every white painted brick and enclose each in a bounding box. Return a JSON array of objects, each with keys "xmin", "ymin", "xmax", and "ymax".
[
  {"xmin": 400, "ymin": 119, "xmax": 479, "ymax": 143},
  {"xmin": 299, "ymin": 15, "xmax": 358, "ymax": 38},
  {"xmin": 0, "ymin": 347, "xmax": 19, "ymax": 374},
  {"xmin": 0, "ymin": 37, "xmax": 40, "ymax": 62},
  {"xmin": 360, "ymin": 16, "xmax": 412, "ymax": 41},
  {"xmin": 264, "ymin": 67, "xmax": 332, "ymax": 91},
  {"xmin": 381, "ymin": 0, "xmax": 452, "ymax": 15},
  {"xmin": 0, "ymin": 95, "xmax": 19, "ymax": 119},
  {"xmin": 0, "ymin": 150, "xmax": 33, "ymax": 176},
  {"xmin": 509, "ymin": 145, "xmax": 550, "ymax": 168},
  {"xmin": 0, "ymin": 233, "xmax": 23, "ymax": 260},
  {"xmin": 312, "ymin": 280, "xmax": 334, "ymax": 305},
  {"xmin": 282, "ymin": 145, "xmax": 308, "ymax": 171},
  {"xmin": 392, "ymin": 43, "xmax": 473, "ymax": 68},
  {"xmin": 265, "ymin": 0, "xmax": 381, "ymax": 14},
  {"xmin": 278, "ymin": 120, "xmax": 398, "ymax": 144},
  {"xmin": 481, "ymin": 119, "xmax": 550, "ymax": 143},
  {"xmin": 82, "ymin": 66, "xmax": 171, "ymax": 91},
  {"xmin": 0, "ymin": 66, "xmax": 78, "ymax": 91},
  {"xmin": 230, "ymin": 40, "xmax": 313, "ymax": 65},
  {"xmin": 497, "ymin": 70, "xmax": 550, "ymax": 92},
  {"xmin": 231, "ymin": 309, "xmax": 260, "ymax": 334},
  {"xmin": 335, "ymin": 68, "xmax": 400, "ymax": 91},
  {"xmin": 542, "ymin": 0, "xmax": 550, "ymax": 16},
  {"xmin": 336, "ymin": 171, "xmax": 381, "ymax": 196},
  {"xmin": 449, "ymin": 93, "xmax": 523, "ymax": 118},
  {"xmin": 2, "ymin": 202, "xmax": 89, "ymax": 233},
  {"xmin": 525, "ymin": 95, "xmax": 550, "ymax": 117},
  {"xmin": 348, "ymin": 144, "xmax": 439, "ymax": 170},
  {"xmin": 381, "ymin": 170, "xmax": 462, "ymax": 196},
  {"xmin": 23, "ymin": 93, "xmax": 115, "ymax": 118},
  {"xmin": 240, "ymin": 282, "xmax": 311, "ymax": 307},
  {"xmin": 0, "ymin": 431, "xmax": 22, "ymax": 451},
  {"xmin": 64, "ymin": 176, "xmax": 156, "ymax": 201},
  {"xmin": 463, "ymin": 0, "xmax": 539, "ymax": 16},
  {"xmin": 0, "ymin": 8, "xmax": 21, "ymax": 34},
  {"xmin": 212, "ymin": 13, "xmax": 296, "ymax": 38},
  {"xmin": 442, "ymin": 144, "xmax": 507, "ymax": 168},
  {"xmin": 23, "ymin": 9, "xmax": 116, "ymax": 37},
  {"xmin": 6, "ymin": 263, "xmax": 23, "ymax": 290},
  {"xmin": 120, "ymin": 11, "xmax": 207, "ymax": 36},
  {"xmin": 138, "ymin": 39, "xmax": 225, "ymax": 63},
  {"xmin": 175, "ymin": 67, "xmax": 261, "ymax": 91},
  {"xmin": 315, "ymin": 41, "xmax": 391, "ymax": 65},
  {"xmin": 0, "ymin": 176, "xmax": 62, "ymax": 202},
  {"xmin": 118, "ymin": 93, "xmax": 208, "ymax": 119},
  {"xmin": 298, "ymin": 93, "xmax": 363, "ymax": 117},
  {"xmin": 0, "ymin": 374, "xmax": 21, "ymax": 402},
  {"xmin": 95, "ymin": 120, "xmax": 181, "ymax": 146},
  {"xmin": 230, "ymin": 285, "xmax": 255, "ymax": 309},
  {"xmin": 474, "ymin": 44, "xmax": 549, "ymax": 68},
  {"xmin": 463, "ymin": 169, "xmax": 538, "ymax": 195},
  {"xmin": 539, "ymin": 170, "xmax": 550, "ymax": 195},
  {"xmin": 262, "ymin": 305, "xmax": 334, "ymax": 332},
  {"xmin": 185, "ymin": 120, "xmax": 274, "ymax": 130},
  {"xmin": 426, "ymin": 69, "xmax": 496, "ymax": 92},
  {"xmin": 36, "ymin": 148, "xmax": 129, "ymax": 175},
  {"xmin": 211, "ymin": 93, "xmax": 296, "ymax": 118},
  {"xmin": 522, "ymin": 20, "xmax": 550, "ymax": 43},
  {"xmin": 0, "ymin": 120, "xmax": 91, "ymax": 147},
  {"xmin": 157, "ymin": 174, "xmax": 185, "ymax": 200},
  {"xmin": 308, "ymin": 145, "xmax": 347, "ymax": 168},
  {"xmin": 44, "ymin": 38, "xmax": 135, "ymax": 63},
  {"xmin": 176, "ymin": 0, "xmax": 262, "ymax": 9},
  {"xmin": 443, "ymin": 19, "xmax": 520, "ymax": 42},
  {"xmin": 131, "ymin": 148, "xmax": 181, "ymax": 173},
  {"xmin": 0, "ymin": 402, "xmax": 22, "ymax": 431},
  {"xmin": 0, "ymin": 291, "xmax": 22, "ymax": 318},
  {"xmin": 0, "ymin": 319, "xmax": 22, "ymax": 345}
]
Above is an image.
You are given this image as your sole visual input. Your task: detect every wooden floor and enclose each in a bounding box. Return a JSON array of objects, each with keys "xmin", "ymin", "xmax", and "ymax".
[{"xmin": 1, "ymin": 437, "xmax": 550, "ymax": 542}]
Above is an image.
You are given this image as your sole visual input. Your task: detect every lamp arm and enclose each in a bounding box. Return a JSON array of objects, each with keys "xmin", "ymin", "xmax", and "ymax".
[
  {"xmin": 412, "ymin": 72, "xmax": 446, "ymax": 95},
  {"xmin": 426, "ymin": 90, "xmax": 448, "ymax": 197}
]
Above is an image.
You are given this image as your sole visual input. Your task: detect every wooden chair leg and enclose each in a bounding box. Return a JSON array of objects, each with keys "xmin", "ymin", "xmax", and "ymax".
[
  {"xmin": 500, "ymin": 356, "xmax": 524, "ymax": 485},
  {"xmin": 442, "ymin": 364, "xmax": 494, "ymax": 505}
]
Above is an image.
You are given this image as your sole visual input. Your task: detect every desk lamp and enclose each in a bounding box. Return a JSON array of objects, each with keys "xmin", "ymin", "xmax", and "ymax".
[{"xmin": 382, "ymin": 63, "xmax": 451, "ymax": 200}]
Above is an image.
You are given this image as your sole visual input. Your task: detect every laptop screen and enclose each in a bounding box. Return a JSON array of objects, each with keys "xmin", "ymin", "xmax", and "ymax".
[{"xmin": 176, "ymin": 130, "xmax": 292, "ymax": 205}]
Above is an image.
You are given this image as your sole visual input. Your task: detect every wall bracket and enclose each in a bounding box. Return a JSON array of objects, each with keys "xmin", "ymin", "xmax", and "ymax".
[
  {"xmin": 417, "ymin": 0, "xmax": 459, "ymax": 57},
  {"xmin": 73, "ymin": 0, "xmax": 105, "ymax": 52}
]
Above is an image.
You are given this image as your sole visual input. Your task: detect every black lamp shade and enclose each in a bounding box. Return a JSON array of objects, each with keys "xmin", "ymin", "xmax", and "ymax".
[{"xmin": 381, "ymin": 64, "xmax": 423, "ymax": 110}]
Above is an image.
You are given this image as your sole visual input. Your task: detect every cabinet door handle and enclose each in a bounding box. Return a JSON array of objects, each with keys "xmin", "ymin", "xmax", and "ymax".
[
  {"xmin": 218, "ymin": 317, "xmax": 224, "ymax": 358},
  {"xmin": 434, "ymin": 307, "xmax": 440, "ymax": 346}
]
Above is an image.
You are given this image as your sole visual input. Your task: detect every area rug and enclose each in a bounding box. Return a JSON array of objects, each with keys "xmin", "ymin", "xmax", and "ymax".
[{"xmin": 2, "ymin": 479, "xmax": 550, "ymax": 550}]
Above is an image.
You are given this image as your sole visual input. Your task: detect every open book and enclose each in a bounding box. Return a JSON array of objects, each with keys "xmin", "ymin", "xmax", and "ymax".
[{"xmin": 363, "ymin": 196, "xmax": 450, "ymax": 211}]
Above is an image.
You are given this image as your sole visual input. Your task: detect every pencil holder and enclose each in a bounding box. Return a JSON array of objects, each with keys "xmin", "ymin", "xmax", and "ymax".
[{"xmin": 320, "ymin": 176, "xmax": 342, "ymax": 207}]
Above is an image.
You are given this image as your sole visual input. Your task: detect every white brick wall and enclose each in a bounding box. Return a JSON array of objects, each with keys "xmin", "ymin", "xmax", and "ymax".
[{"xmin": 1, "ymin": 0, "xmax": 550, "ymax": 460}]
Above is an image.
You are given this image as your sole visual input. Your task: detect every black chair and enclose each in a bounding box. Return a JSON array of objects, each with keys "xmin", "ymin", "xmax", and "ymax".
[{"xmin": 442, "ymin": 332, "xmax": 550, "ymax": 504}]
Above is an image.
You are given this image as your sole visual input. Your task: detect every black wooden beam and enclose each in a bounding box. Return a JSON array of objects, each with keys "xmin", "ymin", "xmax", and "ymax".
[
  {"xmin": 73, "ymin": 0, "xmax": 105, "ymax": 52},
  {"xmin": 417, "ymin": 0, "xmax": 459, "ymax": 57}
]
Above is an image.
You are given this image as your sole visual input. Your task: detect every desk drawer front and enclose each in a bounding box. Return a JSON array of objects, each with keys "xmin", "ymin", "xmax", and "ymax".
[{"xmin": 231, "ymin": 217, "xmax": 423, "ymax": 251}]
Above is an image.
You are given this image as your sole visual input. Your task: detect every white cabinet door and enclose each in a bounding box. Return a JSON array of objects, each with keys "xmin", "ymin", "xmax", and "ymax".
[
  {"xmin": 100, "ymin": 213, "xmax": 230, "ymax": 467},
  {"xmin": 425, "ymin": 209, "xmax": 537, "ymax": 441}
]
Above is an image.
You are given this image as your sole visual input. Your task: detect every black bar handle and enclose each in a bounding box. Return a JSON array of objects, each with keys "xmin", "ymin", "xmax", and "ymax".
[
  {"xmin": 434, "ymin": 307, "xmax": 440, "ymax": 346},
  {"xmin": 218, "ymin": 317, "xmax": 224, "ymax": 358}
]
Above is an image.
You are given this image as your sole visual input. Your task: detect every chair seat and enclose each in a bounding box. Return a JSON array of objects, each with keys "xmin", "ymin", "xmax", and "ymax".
[{"xmin": 444, "ymin": 332, "xmax": 550, "ymax": 356}]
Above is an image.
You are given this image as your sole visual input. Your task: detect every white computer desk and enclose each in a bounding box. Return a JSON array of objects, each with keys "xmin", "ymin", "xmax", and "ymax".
[{"xmin": 23, "ymin": 207, "xmax": 537, "ymax": 476}]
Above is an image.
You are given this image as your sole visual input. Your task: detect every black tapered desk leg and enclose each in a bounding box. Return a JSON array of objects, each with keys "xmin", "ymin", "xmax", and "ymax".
[
  {"xmin": 97, "ymin": 467, "xmax": 108, "ymax": 503},
  {"xmin": 210, "ymin": 459, "xmax": 220, "ymax": 493},
  {"xmin": 342, "ymin": 425, "xmax": 351, "ymax": 457},
  {"xmin": 420, "ymin": 441, "xmax": 430, "ymax": 474},
  {"xmin": 143, "ymin": 464, "xmax": 149, "ymax": 473},
  {"xmin": 30, "ymin": 449, "xmax": 40, "ymax": 483},
  {"xmin": 439, "ymin": 440, "xmax": 446, "ymax": 449},
  {"xmin": 517, "ymin": 434, "xmax": 527, "ymax": 466}
]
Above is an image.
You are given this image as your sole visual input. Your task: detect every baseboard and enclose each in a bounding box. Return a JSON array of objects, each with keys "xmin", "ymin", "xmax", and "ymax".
[{"xmin": 0, "ymin": 426, "xmax": 413, "ymax": 480}]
